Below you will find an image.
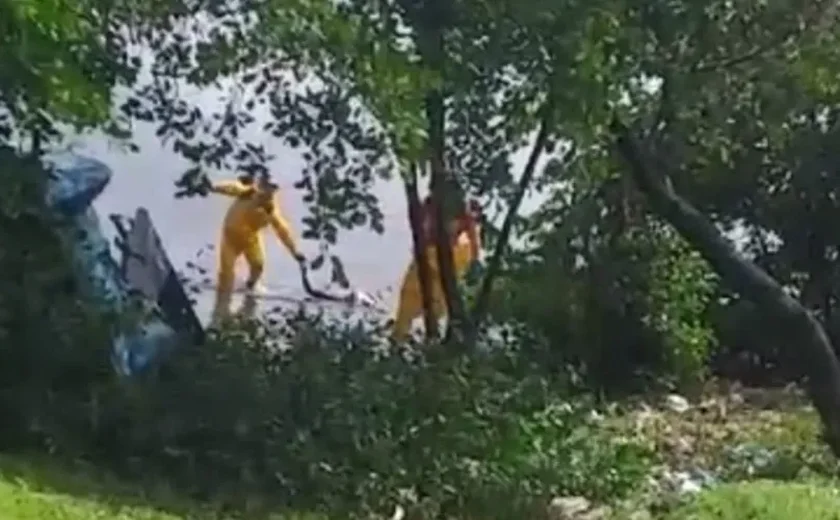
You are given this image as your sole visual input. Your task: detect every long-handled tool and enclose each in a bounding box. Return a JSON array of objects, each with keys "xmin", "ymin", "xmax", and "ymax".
[{"xmin": 297, "ymin": 262, "xmax": 379, "ymax": 309}]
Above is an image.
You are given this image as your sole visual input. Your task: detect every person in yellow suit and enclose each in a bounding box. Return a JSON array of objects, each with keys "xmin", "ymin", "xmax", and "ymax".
[
  {"xmin": 205, "ymin": 175, "xmax": 305, "ymax": 323},
  {"xmin": 391, "ymin": 196, "xmax": 483, "ymax": 340}
]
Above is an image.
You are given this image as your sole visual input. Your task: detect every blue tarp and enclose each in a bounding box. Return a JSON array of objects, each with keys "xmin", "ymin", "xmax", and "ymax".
[{"xmin": 43, "ymin": 152, "xmax": 178, "ymax": 376}]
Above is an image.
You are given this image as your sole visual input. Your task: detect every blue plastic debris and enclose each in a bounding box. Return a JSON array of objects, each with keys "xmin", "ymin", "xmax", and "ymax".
[{"xmin": 42, "ymin": 152, "xmax": 178, "ymax": 376}]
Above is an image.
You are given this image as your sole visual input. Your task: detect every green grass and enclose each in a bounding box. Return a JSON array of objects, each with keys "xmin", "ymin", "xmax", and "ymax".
[
  {"xmin": 0, "ymin": 454, "xmax": 322, "ymax": 520},
  {"xmin": 662, "ymin": 480, "xmax": 840, "ymax": 520}
]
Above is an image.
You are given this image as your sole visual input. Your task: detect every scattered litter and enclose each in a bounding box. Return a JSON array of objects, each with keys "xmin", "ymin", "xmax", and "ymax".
[
  {"xmin": 664, "ymin": 394, "xmax": 690, "ymax": 413},
  {"xmin": 659, "ymin": 467, "xmax": 718, "ymax": 495}
]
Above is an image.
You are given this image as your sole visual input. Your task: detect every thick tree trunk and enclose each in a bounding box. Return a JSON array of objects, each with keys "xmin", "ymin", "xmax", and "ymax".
[
  {"xmin": 426, "ymin": 91, "xmax": 468, "ymax": 336},
  {"xmin": 611, "ymin": 118, "xmax": 840, "ymax": 456},
  {"xmin": 405, "ymin": 165, "xmax": 438, "ymax": 339},
  {"xmin": 419, "ymin": 0, "xmax": 469, "ymax": 341}
]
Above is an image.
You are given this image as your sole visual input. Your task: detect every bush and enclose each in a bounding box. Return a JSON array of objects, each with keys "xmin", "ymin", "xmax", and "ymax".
[
  {"xmin": 643, "ymin": 228, "xmax": 717, "ymax": 393},
  {"xmin": 0, "ymin": 148, "xmax": 115, "ymax": 450},
  {"xmin": 77, "ymin": 314, "xmax": 654, "ymax": 518},
  {"xmin": 2, "ymin": 304, "xmax": 655, "ymax": 518},
  {"xmin": 490, "ymin": 219, "xmax": 717, "ymax": 395}
]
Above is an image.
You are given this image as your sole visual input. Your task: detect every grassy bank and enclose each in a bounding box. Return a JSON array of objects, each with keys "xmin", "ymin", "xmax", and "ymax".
[
  {"xmin": 3, "ymin": 380, "xmax": 839, "ymax": 520},
  {"xmin": 0, "ymin": 454, "xmax": 320, "ymax": 520}
]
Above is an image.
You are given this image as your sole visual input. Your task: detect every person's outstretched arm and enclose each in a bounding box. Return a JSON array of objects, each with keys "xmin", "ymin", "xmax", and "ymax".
[
  {"xmin": 268, "ymin": 204, "xmax": 303, "ymax": 261},
  {"xmin": 210, "ymin": 180, "xmax": 252, "ymax": 197}
]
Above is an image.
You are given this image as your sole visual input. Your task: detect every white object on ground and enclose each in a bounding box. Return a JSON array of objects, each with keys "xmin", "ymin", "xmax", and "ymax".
[
  {"xmin": 658, "ymin": 467, "xmax": 718, "ymax": 496},
  {"xmin": 664, "ymin": 394, "xmax": 690, "ymax": 413},
  {"xmin": 389, "ymin": 505, "xmax": 405, "ymax": 520},
  {"xmin": 547, "ymin": 496, "xmax": 593, "ymax": 520},
  {"xmin": 344, "ymin": 289, "xmax": 379, "ymax": 308}
]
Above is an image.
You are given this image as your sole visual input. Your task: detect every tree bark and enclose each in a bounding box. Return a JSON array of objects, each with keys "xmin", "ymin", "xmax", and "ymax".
[
  {"xmin": 421, "ymin": 0, "xmax": 468, "ymax": 340},
  {"xmin": 611, "ymin": 118, "xmax": 840, "ymax": 456},
  {"xmin": 405, "ymin": 163, "xmax": 438, "ymax": 339},
  {"xmin": 426, "ymin": 92, "xmax": 464, "ymax": 320}
]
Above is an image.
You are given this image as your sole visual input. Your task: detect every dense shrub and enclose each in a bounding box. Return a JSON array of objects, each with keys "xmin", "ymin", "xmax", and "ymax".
[
  {"xmin": 3, "ymin": 308, "xmax": 657, "ymax": 517},
  {"xmin": 0, "ymin": 149, "xmax": 115, "ymax": 449},
  {"xmin": 490, "ymin": 218, "xmax": 718, "ymax": 395},
  {"xmin": 75, "ymin": 314, "xmax": 653, "ymax": 518}
]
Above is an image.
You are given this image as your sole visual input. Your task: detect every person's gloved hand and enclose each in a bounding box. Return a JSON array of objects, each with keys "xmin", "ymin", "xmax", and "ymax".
[{"xmin": 464, "ymin": 259, "xmax": 484, "ymax": 285}]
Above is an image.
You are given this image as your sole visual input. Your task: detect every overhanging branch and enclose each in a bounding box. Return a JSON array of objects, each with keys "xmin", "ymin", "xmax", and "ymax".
[
  {"xmin": 611, "ymin": 118, "xmax": 793, "ymax": 310},
  {"xmin": 611, "ymin": 115, "xmax": 840, "ymax": 456}
]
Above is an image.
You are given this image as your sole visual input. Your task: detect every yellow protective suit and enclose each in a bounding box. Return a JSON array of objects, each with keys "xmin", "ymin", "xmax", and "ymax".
[
  {"xmin": 209, "ymin": 179, "xmax": 301, "ymax": 323},
  {"xmin": 391, "ymin": 226, "xmax": 480, "ymax": 340}
]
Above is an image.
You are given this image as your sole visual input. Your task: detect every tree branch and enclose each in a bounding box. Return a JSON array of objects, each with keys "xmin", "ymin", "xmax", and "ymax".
[
  {"xmin": 471, "ymin": 100, "xmax": 554, "ymax": 327},
  {"xmin": 611, "ymin": 119, "xmax": 789, "ymax": 311},
  {"xmin": 691, "ymin": 0, "xmax": 834, "ymax": 74},
  {"xmin": 405, "ymin": 162, "xmax": 438, "ymax": 339}
]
